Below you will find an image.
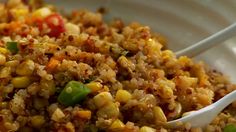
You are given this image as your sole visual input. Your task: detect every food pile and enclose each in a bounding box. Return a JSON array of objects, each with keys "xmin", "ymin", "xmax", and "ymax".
[{"xmin": 0, "ymin": 0, "xmax": 235, "ymax": 131}]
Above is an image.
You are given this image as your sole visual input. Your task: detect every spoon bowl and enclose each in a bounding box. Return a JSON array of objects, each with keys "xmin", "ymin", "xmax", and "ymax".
[{"xmin": 167, "ymin": 90, "xmax": 236, "ymax": 128}]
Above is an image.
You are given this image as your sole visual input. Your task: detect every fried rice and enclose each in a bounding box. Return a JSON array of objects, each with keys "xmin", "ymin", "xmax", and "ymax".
[{"xmin": 0, "ymin": 0, "xmax": 235, "ymax": 132}]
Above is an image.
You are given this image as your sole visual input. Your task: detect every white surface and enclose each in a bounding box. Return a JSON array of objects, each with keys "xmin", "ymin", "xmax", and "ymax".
[{"xmin": 2, "ymin": 0, "xmax": 236, "ymax": 82}]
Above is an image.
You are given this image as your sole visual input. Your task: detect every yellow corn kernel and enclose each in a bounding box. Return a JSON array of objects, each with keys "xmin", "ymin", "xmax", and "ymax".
[
  {"xmin": 118, "ymin": 56, "xmax": 128, "ymax": 66},
  {"xmin": 158, "ymin": 79, "xmax": 174, "ymax": 99},
  {"xmin": 51, "ymin": 108, "xmax": 65, "ymax": 122},
  {"xmin": 11, "ymin": 8, "xmax": 29, "ymax": 20},
  {"xmin": 172, "ymin": 102, "xmax": 182, "ymax": 118},
  {"xmin": 65, "ymin": 23, "xmax": 80, "ymax": 35},
  {"xmin": 0, "ymin": 47, "xmax": 9, "ymax": 54},
  {"xmin": 118, "ymin": 56, "xmax": 135, "ymax": 71},
  {"xmin": 115, "ymin": 89, "xmax": 132, "ymax": 103},
  {"xmin": 86, "ymin": 82, "xmax": 103, "ymax": 92},
  {"xmin": 32, "ymin": 7, "xmax": 51, "ymax": 18},
  {"xmin": 0, "ymin": 102, "xmax": 8, "ymax": 108},
  {"xmin": 153, "ymin": 106, "xmax": 167, "ymax": 124},
  {"xmin": 16, "ymin": 59, "xmax": 35, "ymax": 76},
  {"xmin": 103, "ymin": 85, "xmax": 109, "ymax": 91},
  {"xmin": 0, "ymin": 67, "xmax": 11, "ymax": 78},
  {"xmin": 65, "ymin": 122, "xmax": 75, "ymax": 132},
  {"xmin": 163, "ymin": 86, "xmax": 173, "ymax": 99},
  {"xmin": 4, "ymin": 121, "xmax": 19, "ymax": 132},
  {"xmin": 5, "ymin": 60, "xmax": 19, "ymax": 67},
  {"xmin": 0, "ymin": 53, "xmax": 6, "ymax": 65},
  {"xmin": 109, "ymin": 119, "xmax": 125, "ymax": 130},
  {"xmin": 30, "ymin": 115, "xmax": 45, "ymax": 128},
  {"xmin": 40, "ymin": 79, "xmax": 56, "ymax": 96},
  {"xmin": 139, "ymin": 126, "xmax": 156, "ymax": 132},
  {"xmin": 96, "ymin": 102, "xmax": 119, "ymax": 118},
  {"xmin": 11, "ymin": 76, "xmax": 31, "ymax": 88},
  {"xmin": 17, "ymin": 9, "xmax": 28, "ymax": 15},
  {"xmin": 76, "ymin": 110, "xmax": 91, "ymax": 119},
  {"xmin": 3, "ymin": 84, "xmax": 13, "ymax": 93},
  {"xmin": 93, "ymin": 92, "xmax": 113, "ymax": 108}
]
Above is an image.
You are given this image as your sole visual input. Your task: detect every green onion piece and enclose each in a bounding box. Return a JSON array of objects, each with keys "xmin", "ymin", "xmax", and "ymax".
[
  {"xmin": 224, "ymin": 124, "xmax": 236, "ymax": 132},
  {"xmin": 58, "ymin": 81, "xmax": 91, "ymax": 106},
  {"xmin": 6, "ymin": 42, "xmax": 19, "ymax": 54}
]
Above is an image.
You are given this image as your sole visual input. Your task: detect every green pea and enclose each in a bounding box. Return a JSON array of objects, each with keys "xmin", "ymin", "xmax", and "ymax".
[{"xmin": 58, "ymin": 81, "xmax": 91, "ymax": 106}]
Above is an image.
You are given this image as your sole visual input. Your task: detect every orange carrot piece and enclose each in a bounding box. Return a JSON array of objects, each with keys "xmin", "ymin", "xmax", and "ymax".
[
  {"xmin": 46, "ymin": 58, "xmax": 60, "ymax": 72},
  {"xmin": 76, "ymin": 110, "xmax": 91, "ymax": 120},
  {"xmin": 54, "ymin": 54, "xmax": 65, "ymax": 61}
]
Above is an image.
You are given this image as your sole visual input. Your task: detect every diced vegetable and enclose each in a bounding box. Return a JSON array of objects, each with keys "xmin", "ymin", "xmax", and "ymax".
[
  {"xmin": 109, "ymin": 119, "xmax": 125, "ymax": 130},
  {"xmin": 0, "ymin": 53, "xmax": 6, "ymax": 65},
  {"xmin": 46, "ymin": 58, "xmax": 60, "ymax": 72},
  {"xmin": 93, "ymin": 92, "xmax": 113, "ymax": 108},
  {"xmin": 32, "ymin": 7, "xmax": 52, "ymax": 18},
  {"xmin": 16, "ymin": 60, "xmax": 35, "ymax": 76},
  {"xmin": 43, "ymin": 13, "xmax": 65, "ymax": 37},
  {"xmin": 3, "ymin": 121, "xmax": 19, "ymax": 132},
  {"xmin": 51, "ymin": 108, "xmax": 65, "ymax": 122},
  {"xmin": 5, "ymin": 60, "xmax": 19, "ymax": 67},
  {"xmin": 10, "ymin": 8, "xmax": 29, "ymax": 20},
  {"xmin": 115, "ymin": 89, "xmax": 132, "ymax": 103},
  {"xmin": 168, "ymin": 102, "xmax": 182, "ymax": 119},
  {"xmin": 76, "ymin": 110, "xmax": 91, "ymax": 119},
  {"xmin": 153, "ymin": 106, "xmax": 167, "ymax": 124},
  {"xmin": 0, "ymin": 102, "xmax": 8, "ymax": 109},
  {"xmin": 223, "ymin": 124, "xmax": 236, "ymax": 132},
  {"xmin": 65, "ymin": 22, "xmax": 80, "ymax": 35},
  {"xmin": 0, "ymin": 67, "xmax": 11, "ymax": 78},
  {"xmin": 11, "ymin": 76, "xmax": 31, "ymax": 88},
  {"xmin": 6, "ymin": 42, "xmax": 18, "ymax": 54},
  {"xmin": 140, "ymin": 126, "xmax": 156, "ymax": 132},
  {"xmin": 86, "ymin": 82, "xmax": 103, "ymax": 93},
  {"xmin": 96, "ymin": 102, "xmax": 119, "ymax": 118},
  {"xmin": 118, "ymin": 56, "xmax": 135, "ymax": 70},
  {"xmin": 0, "ymin": 47, "xmax": 9, "ymax": 54},
  {"xmin": 58, "ymin": 81, "xmax": 91, "ymax": 106},
  {"xmin": 65, "ymin": 122, "xmax": 75, "ymax": 132}
]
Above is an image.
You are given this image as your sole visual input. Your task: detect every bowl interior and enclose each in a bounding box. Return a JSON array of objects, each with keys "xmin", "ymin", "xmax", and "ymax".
[
  {"xmin": 2, "ymin": 0, "xmax": 236, "ymax": 82},
  {"xmin": 48, "ymin": 0, "xmax": 236, "ymax": 82}
]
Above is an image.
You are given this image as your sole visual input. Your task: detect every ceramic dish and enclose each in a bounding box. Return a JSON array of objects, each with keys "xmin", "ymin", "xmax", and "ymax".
[{"xmin": 45, "ymin": 0, "xmax": 236, "ymax": 82}]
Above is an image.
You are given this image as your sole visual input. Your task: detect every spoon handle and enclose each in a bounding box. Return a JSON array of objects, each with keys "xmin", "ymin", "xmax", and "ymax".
[
  {"xmin": 212, "ymin": 90, "xmax": 236, "ymax": 114},
  {"xmin": 176, "ymin": 23, "xmax": 236, "ymax": 58}
]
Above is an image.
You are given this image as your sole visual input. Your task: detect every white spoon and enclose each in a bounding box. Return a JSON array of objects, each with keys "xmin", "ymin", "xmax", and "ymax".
[
  {"xmin": 176, "ymin": 23, "xmax": 236, "ymax": 57},
  {"xmin": 167, "ymin": 90, "xmax": 236, "ymax": 128}
]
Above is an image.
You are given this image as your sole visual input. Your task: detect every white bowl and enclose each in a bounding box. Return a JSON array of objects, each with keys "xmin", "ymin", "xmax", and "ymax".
[
  {"xmin": 2, "ymin": 0, "xmax": 236, "ymax": 82},
  {"xmin": 45, "ymin": 0, "xmax": 236, "ymax": 82}
]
